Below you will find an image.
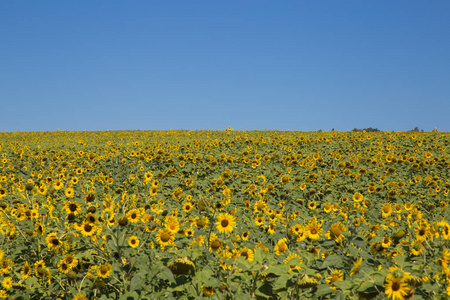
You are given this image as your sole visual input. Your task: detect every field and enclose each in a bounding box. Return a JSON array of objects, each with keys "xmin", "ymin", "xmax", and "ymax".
[{"xmin": 0, "ymin": 129, "xmax": 449, "ymax": 299}]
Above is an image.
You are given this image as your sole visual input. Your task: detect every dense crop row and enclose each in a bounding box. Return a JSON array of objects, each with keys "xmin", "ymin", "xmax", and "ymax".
[{"xmin": 0, "ymin": 129, "xmax": 449, "ymax": 299}]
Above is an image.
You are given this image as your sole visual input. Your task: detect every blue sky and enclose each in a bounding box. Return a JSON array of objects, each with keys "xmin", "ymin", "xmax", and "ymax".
[{"xmin": 1, "ymin": 1, "xmax": 449, "ymax": 132}]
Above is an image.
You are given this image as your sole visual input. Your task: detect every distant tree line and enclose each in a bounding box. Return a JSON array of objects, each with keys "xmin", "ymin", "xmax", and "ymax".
[{"xmin": 350, "ymin": 127, "xmax": 423, "ymax": 132}]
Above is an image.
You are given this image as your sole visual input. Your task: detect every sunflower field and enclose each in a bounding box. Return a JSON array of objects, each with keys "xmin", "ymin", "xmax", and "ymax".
[{"xmin": 0, "ymin": 129, "xmax": 449, "ymax": 299}]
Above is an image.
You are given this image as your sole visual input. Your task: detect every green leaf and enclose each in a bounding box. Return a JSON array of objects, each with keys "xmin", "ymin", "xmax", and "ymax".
[
  {"xmin": 129, "ymin": 273, "xmax": 142, "ymax": 292},
  {"xmin": 320, "ymin": 255, "xmax": 344, "ymax": 269},
  {"xmin": 158, "ymin": 266, "xmax": 176, "ymax": 284},
  {"xmin": 333, "ymin": 280, "xmax": 353, "ymax": 291},
  {"xmin": 315, "ymin": 284, "xmax": 333, "ymax": 296},
  {"xmin": 119, "ymin": 291, "xmax": 139, "ymax": 300}
]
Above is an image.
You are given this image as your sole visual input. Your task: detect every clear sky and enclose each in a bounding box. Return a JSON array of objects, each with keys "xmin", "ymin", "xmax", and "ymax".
[{"xmin": 1, "ymin": 1, "xmax": 449, "ymax": 132}]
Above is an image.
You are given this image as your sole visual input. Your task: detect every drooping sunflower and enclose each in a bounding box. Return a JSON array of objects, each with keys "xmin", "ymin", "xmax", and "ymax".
[
  {"xmin": 194, "ymin": 216, "xmax": 209, "ymax": 229},
  {"xmin": 128, "ymin": 236, "xmax": 140, "ymax": 248},
  {"xmin": 156, "ymin": 228, "xmax": 175, "ymax": 247},
  {"xmin": 216, "ymin": 213, "xmax": 236, "ymax": 234}
]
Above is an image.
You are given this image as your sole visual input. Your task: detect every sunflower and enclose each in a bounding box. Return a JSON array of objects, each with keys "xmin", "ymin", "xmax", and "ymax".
[
  {"xmin": 274, "ymin": 238, "xmax": 288, "ymax": 255},
  {"xmin": 352, "ymin": 192, "xmax": 363, "ymax": 202},
  {"xmin": 0, "ymin": 187, "xmax": 6, "ymax": 198},
  {"xmin": 409, "ymin": 241, "xmax": 424, "ymax": 256},
  {"xmin": 156, "ymin": 228, "xmax": 175, "ymax": 247},
  {"xmin": 381, "ymin": 203, "xmax": 392, "ymax": 218},
  {"xmin": 242, "ymin": 230, "xmax": 250, "ymax": 241},
  {"xmin": 441, "ymin": 222, "xmax": 450, "ymax": 240},
  {"xmin": 63, "ymin": 254, "xmax": 78, "ymax": 269},
  {"xmin": 97, "ymin": 263, "xmax": 112, "ymax": 278},
  {"xmin": 308, "ymin": 201, "xmax": 317, "ymax": 210},
  {"xmin": 46, "ymin": 232, "xmax": 63, "ymax": 250},
  {"xmin": 384, "ymin": 276, "xmax": 409, "ymax": 300},
  {"xmin": 58, "ymin": 260, "xmax": 70, "ymax": 274},
  {"xmin": 284, "ymin": 253, "xmax": 302, "ymax": 273},
  {"xmin": 35, "ymin": 222, "xmax": 45, "ymax": 235},
  {"xmin": 350, "ymin": 257, "xmax": 362, "ymax": 277},
  {"xmin": 64, "ymin": 187, "xmax": 75, "ymax": 198},
  {"xmin": 63, "ymin": 201, "xmax": 81, "ymax": 215},
  {"xmin": 77, "ymin": 221, "xmax": 97, "ymax": 236},
  {"xmin": 53, "ymin": 180, "xmax": 64, "ymax": 190},
  {"xmin": 165, "ymin": 220, "xmax": 180, "ymax": 233},
  {"xmin": 216, "ymin": 213, "xmax": 236, "ymax": 234},
  {"xmin": 326, "ymin": 270, "xmax": 344, "ymax": 284},
  {"xmin": 326, "ymin": 222, "xmax": 346, "ymax": 242},
  {"xmin": 149, "ymin": 186, "xmax": 158, "ymax": 197},
  {"xmin": 194, "ymin": 216, "xmax": 209, "ymax": 229},
  {"xmin": 239, "ymin": 248, "xmax": 254, "ymax": 262},
  {"xmin": 381, "ymin": 236, "xmax": 392, "ymax": 248},
  {"xmin": 126, "ymin": 209, "xmax": 141, "ymax": 223},
  {"xmin": 182, "ymin": 202, "xmax": 193, "ymax": 213},
  {"xmin": 254, "ymin": 216, "xmax": 265, "ymax": 226},
  {"xmin": 85, "ymin": 212, "xmax": 98, "ymax": 224},
  {"xmin": 1, "ymin": 277, "xmax": 12, "ymax": 289},
  {"xmin": 201, "ymin": 285, "xmax": 214, "ymax": 296},
  {"xmin": 128, "ymin": 236, "xmax": 140, "ymax": 248},
  {"xmin": 209, "ymin": 233, "xmax": 222, "ymax": 252},
  {"xmin": 414, "ymin": 223, "xmax": 428, "ymax": 242},
  {"xmin": 307, "ymin": 218, "xmax": 323, "ymax": 240},
  {"xmin": 21, "ymin": 261, "xmax": 31, "ymax": 279},
  {"xmin": 73, "ymin": 294, "xmax": 88, "ymax": 300}
]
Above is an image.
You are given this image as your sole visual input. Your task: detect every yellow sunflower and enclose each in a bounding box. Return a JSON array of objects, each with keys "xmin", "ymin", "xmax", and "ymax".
[
  {"xmin": 128, "ymin": 235, "xmax": 140, "ymax": 248},
  {"xmin": 63, "ymin": 201, "xmax": 81, "ymax": 215},
  {"xmin": 96, "ymin": 263, "xmax": 112, "ymax": 278},
  {"xmin": 64, "ymin": 187, "xmax": 75, "ymax": 198},
  {"xmin": 21, "ymin": 261, "xmax": 31, "ymax": 279},
  {"xmin": 216, "ymin": 213, "xmax": 236, "ymax": 234},
  {"xmin": 326, "ymin": 270, "xmax": 343, "ymax": 284},
  {"xmin": 239, "ymin": 248, "xmax": 254, "ymax": 262},
  {"xmin": 46, "ymin": 232, "xmax": 63, "ymax": 250},
  {"xmin": 156, "ymin": 228, "xmax": 175, "ymax": 247},
  {"xmin": 384, "ymin": 276, "xmax": 409, "ymax": 300},
  {"xmin": 126, "ymin": 208, "xmax": 141, "ymax": 223}
]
